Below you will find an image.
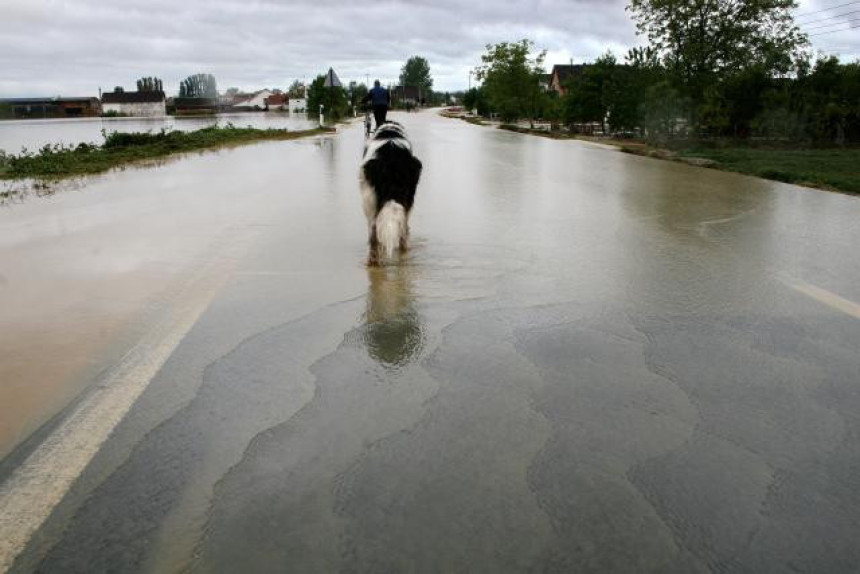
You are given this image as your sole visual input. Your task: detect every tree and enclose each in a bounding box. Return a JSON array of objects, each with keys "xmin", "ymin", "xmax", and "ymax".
[
  {"xmin": 399, "ymin": 56, "xmax": 433, "ymax": 99},
  {"xmin": 562, "ymin": 52, "xmax": 617, "ymax": 132},
  {"xmin": 463, "ymin": 87, "xmax": 490, "ymax": 116},
  {"xmin": 287, "ymin": 80, "xmax": 306, "ymax": 99},
  {"xmin": 627, "ymin": 0, "xmax": 807, "ymax": 115},
  {"xmin": 179, "ymin": 73, "xmax": 217, "ymax": 99},
  {"xmin": 348, "ymin": 81, "xmax": 368, "ymax": 109},
  {"xmin": 306, "ymin": 75, "xmax": 348, "ymax": 119},
  {"xmin": 136, "ymin": 77, "xmax": 163, "ymax": 92},
  {"xmin": 474, "ymin": 40, "xmax": 546, "ymax": 124}
]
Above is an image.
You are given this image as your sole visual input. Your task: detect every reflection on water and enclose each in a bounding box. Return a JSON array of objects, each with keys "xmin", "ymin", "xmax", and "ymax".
[{"xmin": 361, "ymin": 260, "xmax": 424, "ymax": 368}]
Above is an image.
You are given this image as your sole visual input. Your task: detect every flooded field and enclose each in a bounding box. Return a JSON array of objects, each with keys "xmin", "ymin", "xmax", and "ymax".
[
  {"xmin": 1, "ymin": 111, "xmax": 859, "ymax": 573},
  {"xmin": 0, "ymin": 112, "xmax": 316, "ymax": 153}
]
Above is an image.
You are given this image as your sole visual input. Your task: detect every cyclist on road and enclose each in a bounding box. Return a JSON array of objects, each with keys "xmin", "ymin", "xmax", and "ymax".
[{"xmin": 362, "ymin": 80, "xmax": 390, "ymax": 130}]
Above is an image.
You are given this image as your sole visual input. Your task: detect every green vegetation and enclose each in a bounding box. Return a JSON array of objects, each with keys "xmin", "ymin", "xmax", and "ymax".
[
  {"xmin": 287, "ymin": 80, "xmax": 306, "ymax": 99},
  {"xmin": 136, "ymin": 76, "xmax": 164, "ymax": 92},
  {"xmin": 348, "ymin": 81, "xmax": 368, "ymax": 112},
  {"xmin": 454, "ymin": 1, "xmax": 858, "ymax": 193},
  {"xmin": 662, "ymin": 145, "xmax": 860, "ymax": 194},
  {"xmin": 179, "ymin": 73, "xmax": 217, "ymax": 99},
  {"xmin": 400, "ymin": 56, "xmax": 433, "ymax": 95},
  {"xmin": 474, "ymin": 40, "xmax": 546, "ymax": 124},
  {"xmin": 466, "ymin": 1, "xmax": 859, "ymax": 145},
  {"xmin": 307, "ymin": 74, "xmax": 348, "ymax": 120},
  {"xmin": 0, "ymin": 124, "xmax": 333, "ymax": 180}
]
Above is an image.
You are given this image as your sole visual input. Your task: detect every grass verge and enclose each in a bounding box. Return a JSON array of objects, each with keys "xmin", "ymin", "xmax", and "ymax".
[
  {"xmin": 0, "ymin": 124, "xmax": 334, "ymax": 180},
  {"xmin": 656, "ymin": 146, "xmax": 860, "ymax": 194},
  {"xmin": 491, "ymin": 122, "xmax": 860, "ymax": 195}
]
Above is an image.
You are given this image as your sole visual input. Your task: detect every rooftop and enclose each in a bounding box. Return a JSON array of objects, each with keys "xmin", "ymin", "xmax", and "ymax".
[{"xmin": 101, "ymin": 90, "xmax": 166, "ymax": 104}]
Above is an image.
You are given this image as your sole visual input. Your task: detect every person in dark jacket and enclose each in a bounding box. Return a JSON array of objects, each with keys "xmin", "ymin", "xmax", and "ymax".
[{"xmin": 362, "ymin": 80, "xmax": 390, "ymax": 129}]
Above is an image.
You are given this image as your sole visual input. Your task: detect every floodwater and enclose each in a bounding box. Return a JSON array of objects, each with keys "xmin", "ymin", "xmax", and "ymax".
[
  {"xmin": 2, "ymin": 111, "xmax": 860, "ymax": 573},
  {"xmin": 0, "ymin": 112, "xmax": 316, "ymax": 153}
]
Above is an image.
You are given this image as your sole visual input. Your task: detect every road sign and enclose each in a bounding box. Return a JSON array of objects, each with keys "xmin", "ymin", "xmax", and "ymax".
[{"xmin": 323, "ymin": 68, "xmax": 342, "ymax": 88}]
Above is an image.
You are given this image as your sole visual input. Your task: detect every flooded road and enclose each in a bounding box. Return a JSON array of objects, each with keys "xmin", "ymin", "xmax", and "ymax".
[{"xmin": 2, "ymin": 111, "xmax": 859, "ymax": 573}]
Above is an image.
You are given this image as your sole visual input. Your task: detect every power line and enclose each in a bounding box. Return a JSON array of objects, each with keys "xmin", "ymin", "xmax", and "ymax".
[
  {"xmin": 807, "ymin": 18, "xmax": 860, "ymax": 33},
  {"xmin": 799, "ymin": 8, "xmax": 860, "ymax": 26},
  {"xmin": 809, "ymin": 22, "xmax": 860, "ymax": 35},
  {"xmin": 794, "ymin": 0, "xmax": 860, "ymax": 19},
  {"xmin": 804, "ymin": 11, "xmax": 860, "ymax": 32}
]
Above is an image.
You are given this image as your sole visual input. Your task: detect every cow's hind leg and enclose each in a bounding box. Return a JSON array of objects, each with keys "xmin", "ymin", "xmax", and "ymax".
[{"xmin": 368, "ymin": 224, "xmax": 381, "ymax": 266}]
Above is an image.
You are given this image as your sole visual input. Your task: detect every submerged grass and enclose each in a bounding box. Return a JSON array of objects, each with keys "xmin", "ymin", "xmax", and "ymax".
[
  {"xmin": 0, "ymin": 124, "xmax": 334, "ymax": 180},
  {"xmin": 667, "ymin": 146, "xmax": 860, "ymax": 194}
]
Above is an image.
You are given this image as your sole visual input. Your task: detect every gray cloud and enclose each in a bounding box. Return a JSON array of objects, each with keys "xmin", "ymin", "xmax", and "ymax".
[{"xmin": 0, "ymin": 0, "xmax": 856, "ymax": 97}]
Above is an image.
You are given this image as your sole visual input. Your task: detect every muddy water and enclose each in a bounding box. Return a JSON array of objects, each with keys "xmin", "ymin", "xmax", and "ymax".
[
  {"xmin": 3, "ymin": 112, "xmax": 860, "ymax": 573},
  {"xmin": 0, "ymin": 112, "xmax": 316, "ymax": 153}
]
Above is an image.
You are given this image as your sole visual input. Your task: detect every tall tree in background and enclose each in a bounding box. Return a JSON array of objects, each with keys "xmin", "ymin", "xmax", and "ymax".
[
  {"xmin": 399, "ymin": 56, "xmax": 433, "ymax": 98},
  {"xmin": 179, "ymin": 74, "xmax": 217, "ymax": 98},
  {"xmin": 136, "ymin": 77, "xmax": 163, "ymax": 92},
  {"xmin": 287, "ymin": 80, "xmax": 306, "ymax": 99},
  {"xmin": 627, "ymin": 0, "xmax": 807, "ymax": 114},
  {"xmin": 475, "ymin": 40, "xmax": 546, "ymax": 123}
]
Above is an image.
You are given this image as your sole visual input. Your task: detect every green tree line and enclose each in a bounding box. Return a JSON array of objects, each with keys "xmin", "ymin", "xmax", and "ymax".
[{"xmin": 466, "ymin": 0, "xmax": 859, "ymax": 144}]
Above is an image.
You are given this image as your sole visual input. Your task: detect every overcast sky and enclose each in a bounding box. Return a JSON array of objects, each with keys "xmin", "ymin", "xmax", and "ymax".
[{"xmin": 1, "ymin": 0, "xmax": 857, "ymax": 97}]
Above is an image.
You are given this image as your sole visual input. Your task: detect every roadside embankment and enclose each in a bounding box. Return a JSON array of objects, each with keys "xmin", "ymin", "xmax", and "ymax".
[{"xmin": 0, "ymin": 124, "xmax": 335, "ymax": 180}]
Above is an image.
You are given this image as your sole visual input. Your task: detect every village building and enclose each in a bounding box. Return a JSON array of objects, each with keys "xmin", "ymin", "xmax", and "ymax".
[
  {"xmin": 231, "ymin": 90, "xmax": 274, "ymax": 111},
  {"xmin": 548, "ymin": 64, "xmax": 586, "ymax": 96},
  {"xmin": 0, "ymin": 96, "xmax": 101, "ymax": 118},
  {"xmin": 174, "ymin": 97, "xmax": 219, "ymax": 115},
  {"xmin": 101, "ymin": 89, "xmax": 166, "ymax": 116},
  {"xmin": 264, "ymin": 93, "xmax": 287, "ymax": 110},
  {"xmin": 288, "ymin": 97, "xmax": 306, "ymax": 113},
  {"xmin": 392, "ymin": 85, "xmax": 421, "ymax": 107}
]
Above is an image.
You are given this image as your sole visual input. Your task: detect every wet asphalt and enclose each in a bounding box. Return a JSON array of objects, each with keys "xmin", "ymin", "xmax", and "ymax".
[{"xmin": 2, "ymin": 111, "xmax": 860, "ymax": 573}]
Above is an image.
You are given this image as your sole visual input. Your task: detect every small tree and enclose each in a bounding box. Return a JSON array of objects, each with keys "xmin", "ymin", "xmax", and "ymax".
[
  {"xmin": 463, "ymin": 87, "xmax": 490, "ymax": 116},
  {"xmin": 306, "ymin": 75, "xmax": 347, "ymax": 119},
  {"xmin": 474, "ymin": 39, "xmax": 546, "ymax": 124},
  {"xmin": 287, "ymin": 80, "xmax": 306, "ymax": 99},
  {"xmin": 348, "ymin": 81, "xmax": 368, "ymax": 109},
  {"xmin": 562, "ymin": 52, "xmax": 616, "ymax": 132},
  {"xmin": 399, "ymin": 56, "xmax": 433, "ymax": 100}
]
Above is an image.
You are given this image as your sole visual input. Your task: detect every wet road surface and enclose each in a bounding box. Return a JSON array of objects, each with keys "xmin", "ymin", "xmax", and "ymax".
[{"xmin": 1, "ymin": 111, "xmax": 859, "ymax": 573}]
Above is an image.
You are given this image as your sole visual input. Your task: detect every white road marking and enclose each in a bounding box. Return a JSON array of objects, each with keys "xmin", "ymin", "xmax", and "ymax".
[
  {"xmin": 0, "ymin": 228, "xmax": 253, "ymax": 572},
  {"xmin": 784, "ymin": 278, "xmax": 860, "ymax": 320}
]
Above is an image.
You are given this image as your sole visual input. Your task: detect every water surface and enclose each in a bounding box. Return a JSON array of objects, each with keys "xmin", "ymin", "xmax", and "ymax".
[
  {"xmin": 3, "ymin": 111, "xmax": 859, "ymax": 573},
  {"xmin": 0, "ymin": 112, "xmax": 316, "ymax": 153}
]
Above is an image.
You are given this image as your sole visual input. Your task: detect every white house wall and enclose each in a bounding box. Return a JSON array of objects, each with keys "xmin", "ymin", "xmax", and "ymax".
[
  {"xmin": 288, "ymin": 98, "xmax": 306, "ymax": 113},
  {"xmin": 102, "ymin": 101, "xmax": 166, "ymax": 117}
]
